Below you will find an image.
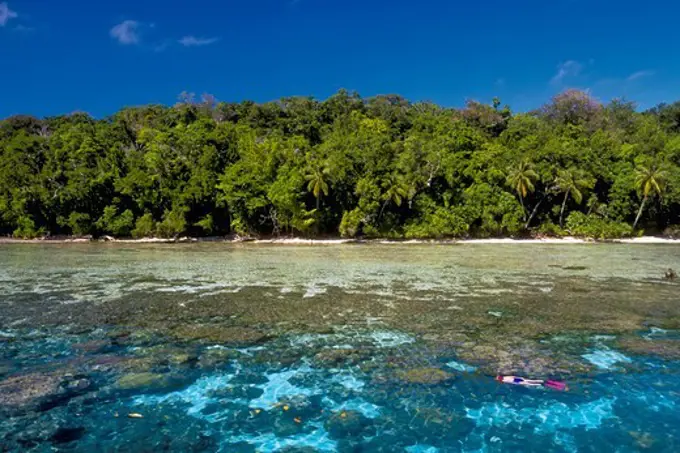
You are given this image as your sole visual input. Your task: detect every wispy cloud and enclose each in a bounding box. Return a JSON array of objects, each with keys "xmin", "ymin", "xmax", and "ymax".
[
  {"xmin": 153, "ymin": 40, "xmax": 172, "ymax": 52},
  {"xmin": 110, "ymin": 20, "xmax": 219, "ymax": 51},
  {"xmin": 627, "ymin": 70, "xmax": 655, "ymax": 82},
  {"xmin": 178, "ymin": 35, "xmax": 220, "ymax": 47},
  {"xmin": 550, "ymin": 60, "xmax": 582, "ymax": 85},
  {"xmin": 110, "ymin": 20, "xmax": 141, "ymax": 45},
  {"xmin": 0, "ymin": 2, "xmax": 18, "ymax": 27},
  {"xmin": 495, "ymin": 78, "xmax": 506, "ymax": 88},
  {"xmin": 13, "ymin": 24, "xmax": 34, "ymax": 32}
]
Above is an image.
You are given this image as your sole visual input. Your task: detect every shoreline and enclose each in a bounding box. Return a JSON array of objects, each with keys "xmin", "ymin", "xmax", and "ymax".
[{"xmin": 1, "ymin": 236, "xmax": 680, "ymax": 245}]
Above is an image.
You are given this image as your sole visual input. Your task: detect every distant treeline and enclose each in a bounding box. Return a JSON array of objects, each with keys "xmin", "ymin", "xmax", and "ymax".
[{"xmin": 2, "ymin": 89, "xmax": 680, "ymax": 239}]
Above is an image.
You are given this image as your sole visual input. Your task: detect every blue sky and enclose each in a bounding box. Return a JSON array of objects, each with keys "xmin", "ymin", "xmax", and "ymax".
[{"xmin": 1, "ymin": 0, "xmax": 679, "ymax": 118}]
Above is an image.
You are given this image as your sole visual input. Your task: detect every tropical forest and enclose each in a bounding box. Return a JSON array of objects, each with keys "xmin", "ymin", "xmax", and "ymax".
[{"xmin": 2, "ymin": 89, "xmax": 680, "ymax": 240}]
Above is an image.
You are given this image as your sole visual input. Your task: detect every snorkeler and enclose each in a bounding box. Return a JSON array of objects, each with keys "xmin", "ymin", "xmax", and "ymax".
[
  {"xmin": 496, "ymin": 375, "xmax": 568, "ymax": 391},
  {"xmin": 497, "ymin": 375, "xmax": 544, "ymax": 386}
]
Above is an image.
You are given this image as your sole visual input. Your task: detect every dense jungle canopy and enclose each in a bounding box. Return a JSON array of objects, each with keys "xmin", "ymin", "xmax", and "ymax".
[{"xmin": 2, "ymin": 89, "xmax": 680, "ymax": 239}]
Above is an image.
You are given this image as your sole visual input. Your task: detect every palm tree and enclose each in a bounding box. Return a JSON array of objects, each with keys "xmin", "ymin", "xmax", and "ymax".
[
  {"xmin": 380, "ymin": 174, "xmax": 409, "ymax": 218},
  {"xmin": 305, "ymin": 164, "xmax": 330, "ymax": 211},
  {"xmin": 505, "ymin": 161, "xmax": 538, "ymax": 221},
  {"xmin": 554, "ymin": 168, "xmax": 594, "ymax": 227},
  {"xmin": 633, "ymin": 163, "xmax": 668, "ymax": 229}
]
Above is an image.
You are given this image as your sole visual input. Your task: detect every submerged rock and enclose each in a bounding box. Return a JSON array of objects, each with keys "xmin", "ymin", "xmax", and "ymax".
[
  {"xmin": 456, "ymin": 342, "xmax": 591, "ymax": 376},
  {"xmin": 88, "ymin": 355, "xmax": 162, "ymax": 374},
  {"xmin": 618, "ymin": 338, "xmax": 680, "ymax": 360},
  {"xmin": 313, "ymin": 348, "xmax": 365, "ymax": 366},
  {"xmin": 167, "ymin": 352, "xmax": 196, "ymax": 366},
  {"xmin": 408, "ymin": 406, "xmax": 475, "ymax": 439},
  {"xmin": 0, "ymin": 362, "xmax": 15, "ymax": 377},
  {"xmin": 125, "ymin": 329, "xmax": 163, "ymax": 346},
  {"xmin": 208, "ymin": 385, "xmax": 264, "ymax": 400},
  {"xmin": 630, "ymin": 431, "xmax": 657, "ymax": 450},
  {"xmin": 131, "ymin": 345, "xmax": 198, "ymax": 367},
  {"xmin": 273, "ymin": 415, "xmax": 306, "ymax": 437},
  {"xmin": 397, "ymin": 368, "xmax": 454, "ymax": 385},
  {"xmin": 252, "ymin": 349, "xmax": 303, "ymax": 367},
  {"xmin": 171, "ymin": 324, "xmax": 271, "ymax": 345},
  {"xmin": 0, "ymin": 373, "xmax": 64, "ymax": 409},
  {"xmin": 64, "ymin": 378, "xmax": 92, "ymax": 393},
  {"xmin": 0, "ymin": 371, "xmax": 92, "ymax": 413},
  {"xmin": 116, "ymin": 372, "xmax": 166, "ymax": 389},
  {"xmin": 325, "ymin": 410, "xmax": 374, "ymax": 439},
  {"xmin": 71, "ymin": 340, "xmax": 112, "ymax": 354},
  {"xmin": 115, "ymin": 372, "xmax": 188, "ymax": 391},
  {"xmin": 198, "ymin": 348, "xmax": 242, "ymax": 369}
]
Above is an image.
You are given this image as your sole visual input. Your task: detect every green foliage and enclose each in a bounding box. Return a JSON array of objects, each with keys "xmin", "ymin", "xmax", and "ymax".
[
  {"xmin": 64, "ymin": 212, "xmax": 93, "ymax": 236},
  {"xmin": 339, "ymin": 208, "xmax": 366, "ymax": 238},
  {"xmin": 536, "ymin": 221, "xmax": 565, "ymax": 237},
  {"xmin": 194, "ymin": 214, "xmax": 214, "ymax": 235},
  {"xmin": 404, "ymin": 196, "xmax": 468, "ymax": 239},
  {"xmin": 506, "ymin": 161, "xmax": 537, "ymax": 199},
  {"xmin": 2, "ymin": 89, "xmax": 680, "ymax": 240},
  {"xmin": 97, "ymin": 206, "xmax": 135, "ymax": 237},
  {"xmin": 404, "ymin": 207, "xmax": 468, "ymax": 239},
  {"xmin": 554, "ymin": 168, "xmax": 596, "ymax": 227},
  {"xmin": 565, "ymin": 212, "xmax": 633, "ymax": 239},
  {"xmin": 229, "ymin": 217, "xmax": 249, "ymax": 237},
  {"xmin": 463, "ymin": 183, "xmax": 524, "ymax": 237},
  {"xmin": 157, "ymin": 207, "xmax": 188, "ymax": 238},
  {"xmin": 633, "ymin": 161, "xmax": 670, "ymax": 229},
  {"xmin": 131, "ymin": 213, "xmax": 156, "ymax": 239},
  {"xmin": 12, "ymin": 216, "xmax": 44, "ymax": 239}
]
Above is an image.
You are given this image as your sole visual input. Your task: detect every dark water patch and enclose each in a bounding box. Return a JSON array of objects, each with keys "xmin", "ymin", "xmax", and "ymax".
[{"xmin": 50, "ymin": 426, "xmax": 86, "ymax": 444}]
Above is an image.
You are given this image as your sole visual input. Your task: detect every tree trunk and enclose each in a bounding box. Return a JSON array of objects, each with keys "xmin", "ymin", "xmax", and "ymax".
[
  {"xmin": 559, "ymin": 191, "xmax": 569, "ymax": 228},
  {"xmin": 633, "ymin": 195, "xmax": 647, "ymax": 230},
  {"xmin": 379, "ymin": 200, "xmax": 389, "ymax": 220},
  {"xmin": 525, "ymin": 195, "xmax": 546, "ymax": 229},
  {"xmin": 316, "ymin": 195, "xmax": 320, "ymax": 211},
  {"xmin": 519, "ymin": 194, "xmax": 526, "ymax": 222}
]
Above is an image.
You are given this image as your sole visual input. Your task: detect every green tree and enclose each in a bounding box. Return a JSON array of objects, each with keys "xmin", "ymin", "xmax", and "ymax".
[
  {"xmin": 633, "ymin": 163, "xmax": 668, "ymax": 229},
  {"xmin": 505, "ymin": 160, "xmax": 538, "ymax": 222},
  {"xmin": 380, "ymin": 174, "xmax": 409, "ymax": 218},
  {"xmin": 554, "ymin": 168, "xmax": 594, "ymax": 227},
  {"xmin": 305, "ymin": 162, "xmax": 330, "ymax": 211},
  {"xmin": 132, "ymin": 213, "xmax": 156, "ymax": 238},
  {"xmin": 97, "ymin": 206, "xmax": 135, "ymax": 237}
]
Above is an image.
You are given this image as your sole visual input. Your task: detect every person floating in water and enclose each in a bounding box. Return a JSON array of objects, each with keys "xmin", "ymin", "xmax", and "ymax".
[{"xmin": 496, "ymin": 375, "xmax": 568, "ymax": 391}]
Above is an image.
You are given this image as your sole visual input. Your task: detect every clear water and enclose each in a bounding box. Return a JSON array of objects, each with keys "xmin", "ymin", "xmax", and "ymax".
[{"xmin": 1, "ymin": 243, "xmax": 680, "ymax": 452}]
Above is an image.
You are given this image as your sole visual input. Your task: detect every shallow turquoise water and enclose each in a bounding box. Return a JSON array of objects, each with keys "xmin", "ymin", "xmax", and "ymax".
[{"xmin": 1, "ymin": 244, "xmax": 680, "ymax": 452}]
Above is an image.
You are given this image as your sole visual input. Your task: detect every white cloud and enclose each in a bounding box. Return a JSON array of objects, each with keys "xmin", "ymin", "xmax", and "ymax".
[
  {"xmin": 178, "ymin": 35, "xmax": 219, "ymax": 47},
  {"xmin": 627, "ymin": 70, "xmax": 655, "ymax": 82},
  {"xmin": 0, "ymin": 2, "xmax": 18, "ymax": 27},
  {"xmin": 550, "ymin": 60, "xmax": 582, "ymax": 85},
  {"xmin": 110, "ymin": 20, "xmax": 141, "ymax": 45}
]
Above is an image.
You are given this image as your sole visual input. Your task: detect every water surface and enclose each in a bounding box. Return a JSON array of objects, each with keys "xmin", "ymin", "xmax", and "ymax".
[{"xmin": 1, "ymin": 243, "xmax": 679, "ymax": 452}]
